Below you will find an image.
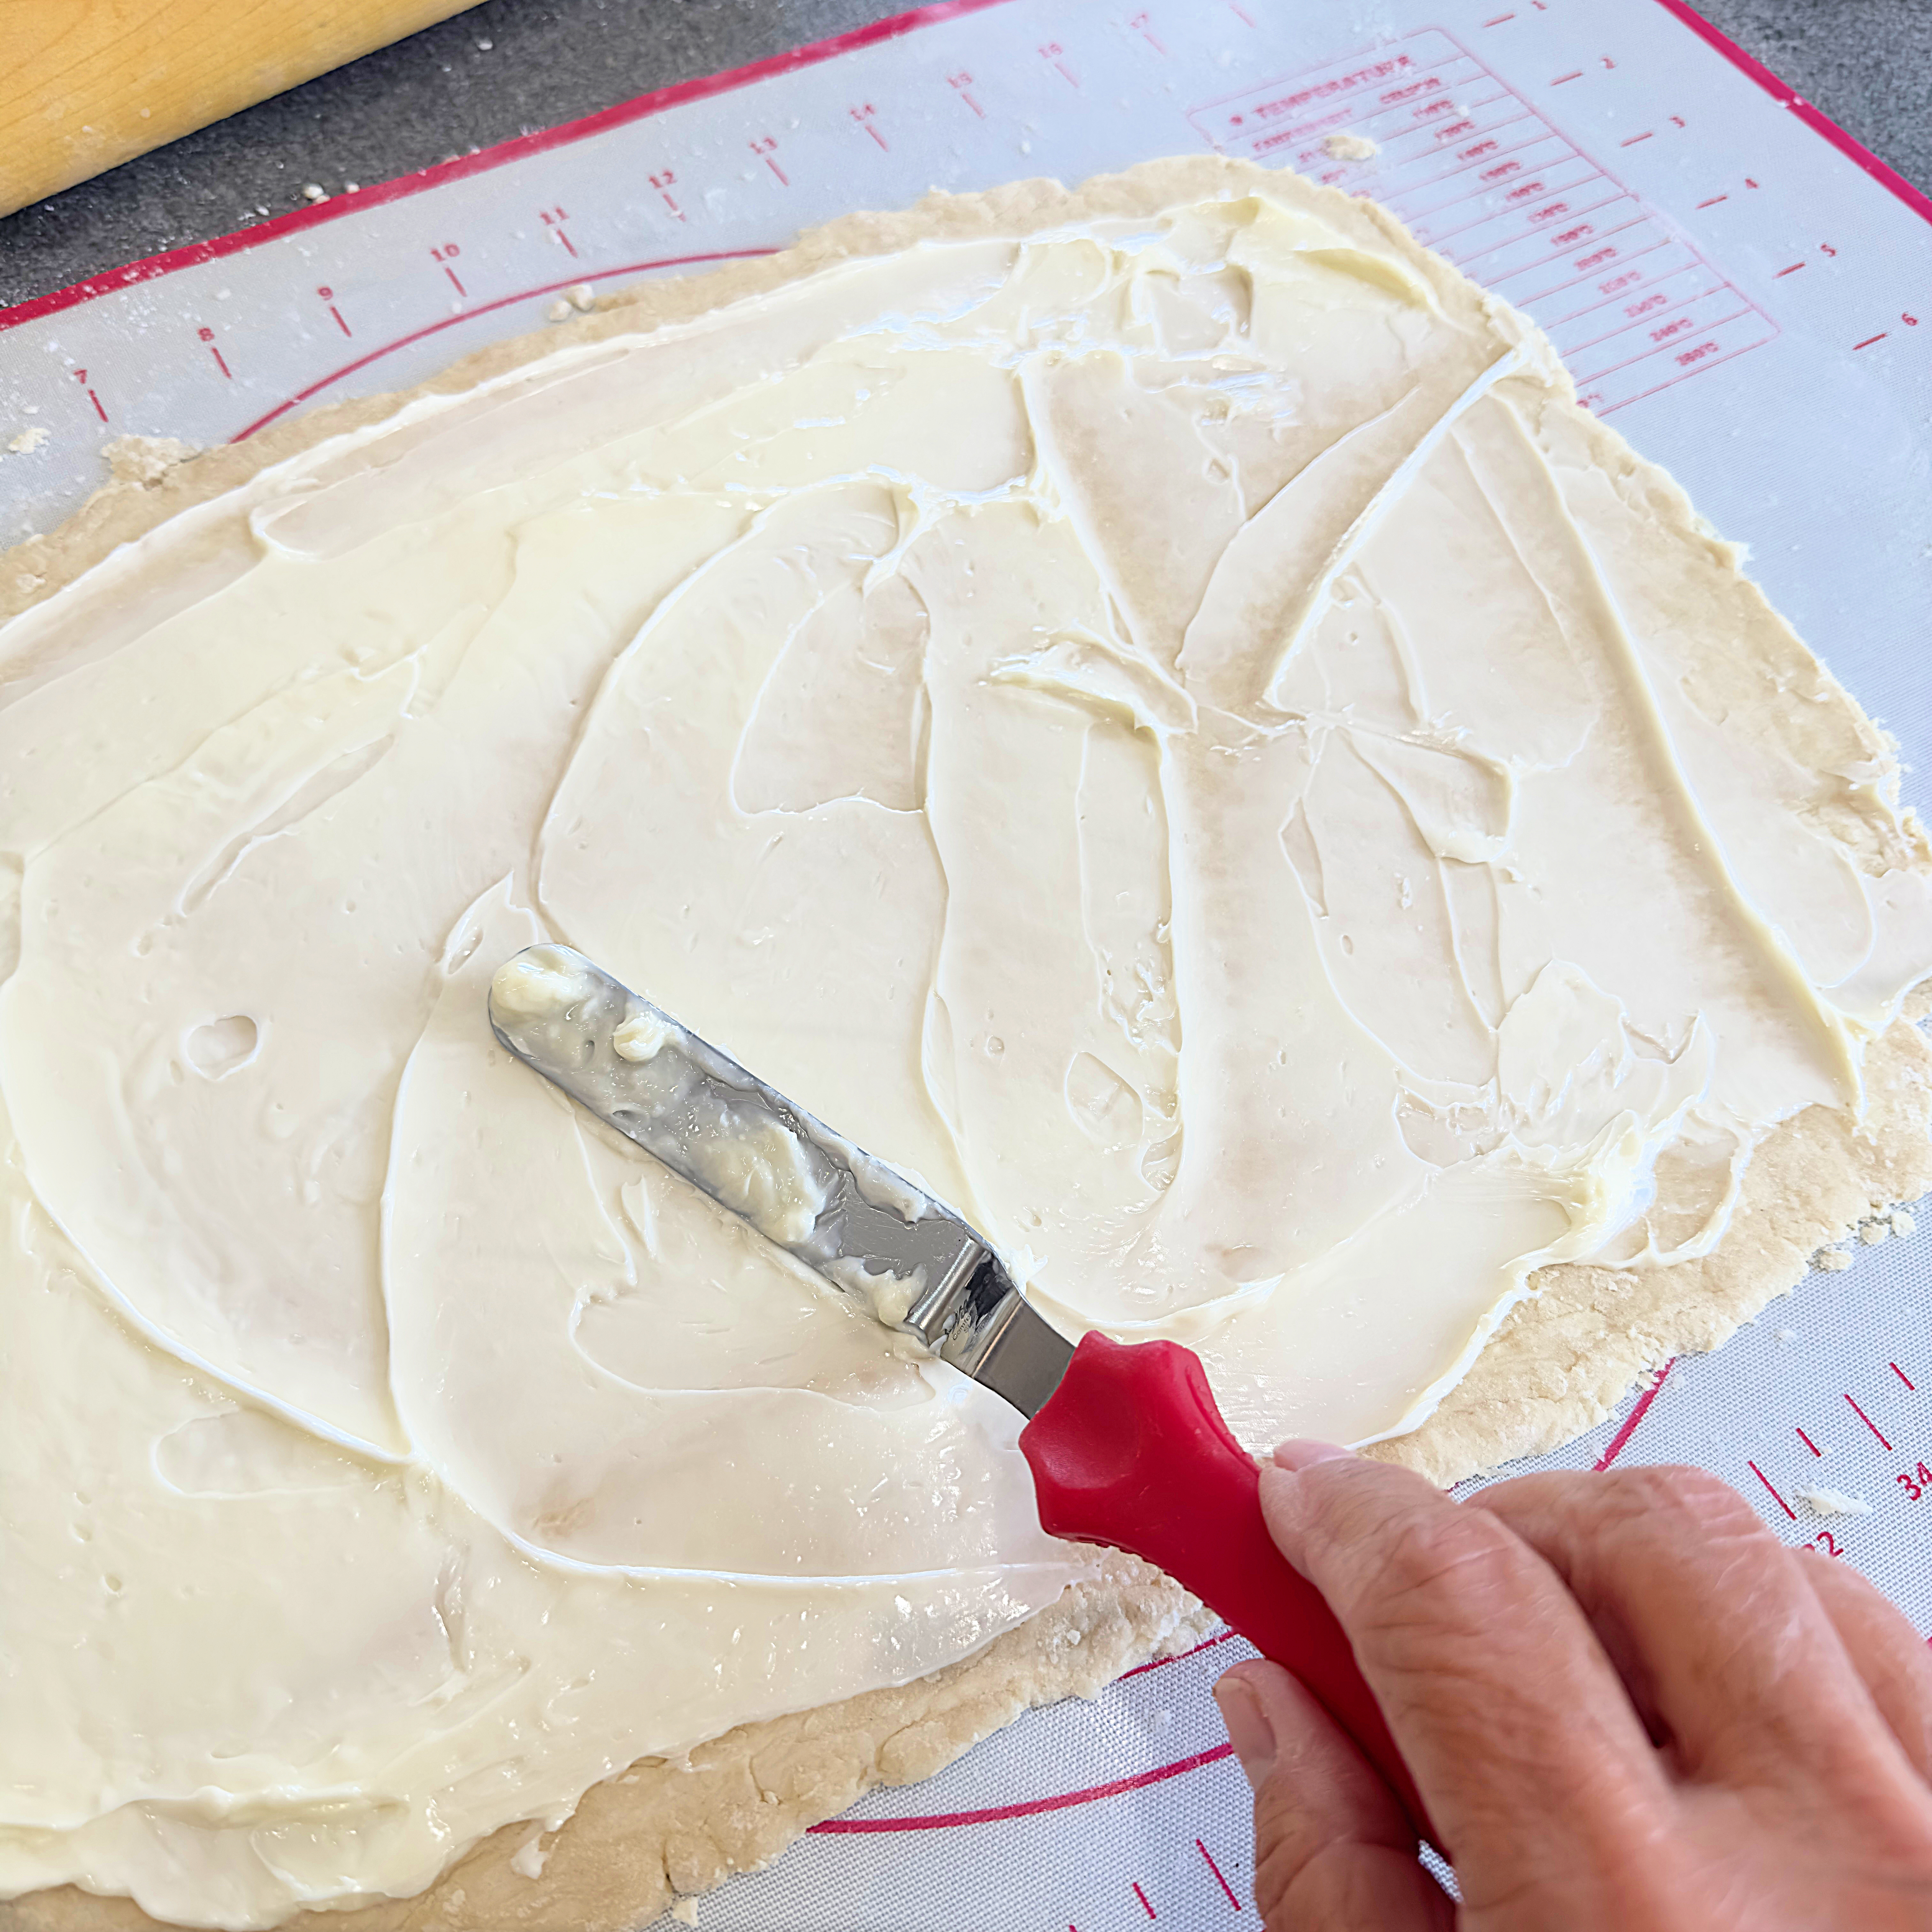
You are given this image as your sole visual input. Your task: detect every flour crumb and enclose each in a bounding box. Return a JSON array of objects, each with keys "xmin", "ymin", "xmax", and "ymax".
[
  {"xmin": 1322, "ymin": 132, "xmax": 1380, "ymax": 161},
  {"xmin": 1799, "ymin": 1486, "xmax": 1873, "ymax": 1518},
  {"xmin": 303, "ymin": 183, "xmax": 327, "ymax": 203},
  {"xmin": 1816, "ymin": 1248, "xmax": 1853, "ymax": 1272},
  {"xmin": 670, "ymin": 1898, "xmax": 700, "ymax": 1926},
  {"xmin": 547, "ymin": 299, "xmax": 573, "ymax": 323},
  {"xmin": 7, "ymin": 425, "xmax": 50, "ymax": 455},
  {"xmin": 509, "ymin": 1831, "xmax": 547, "ymax": 1880},
  {"xmin": 1777, "ymin": 1328, "xmax": 1798, "ymax": 1345},
  {"xmin": 568, "ymin": 283, "xmax": 597, "ymax": 312},
  {"xmin": 103, "ymin": 434, "xmax": 197, "ymax": 486},
  {"xmin": 1893, "ymin": 1210, "xmax": 1918, "ymax": 1238},
  {"xmin": 1861, "ymin": 1220, "xmax": 1890, "ymax": 1245},
  {"xmin": 344, "ymin": 181, "xmax": 361, "ymax": 193},
  {"xmin": 476, "ymin": 36, "xmax": 494, "ymax": 50}
]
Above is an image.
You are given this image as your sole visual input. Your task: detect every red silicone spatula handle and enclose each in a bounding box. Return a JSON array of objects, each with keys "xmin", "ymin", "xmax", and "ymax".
[{"xmin": 1019, "ymin": 1331, "xmax": 1438, "ymax": 1847}]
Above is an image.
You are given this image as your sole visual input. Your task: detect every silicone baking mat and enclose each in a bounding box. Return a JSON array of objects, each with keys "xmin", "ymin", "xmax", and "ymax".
[{"xmin": 2, "ymin": 2, "xmax": 1929, "ymax": 1924}]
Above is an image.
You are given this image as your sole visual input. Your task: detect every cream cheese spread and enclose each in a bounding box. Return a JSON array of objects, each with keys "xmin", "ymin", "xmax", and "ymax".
[{"xmin": 3, "ymin": 166, "xmax": 1930, "ymax": 1927}]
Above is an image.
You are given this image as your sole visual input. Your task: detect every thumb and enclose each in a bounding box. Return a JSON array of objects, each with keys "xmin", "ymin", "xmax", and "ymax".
[{"xmin": 1216, "ymin": 1660, "xmax": 1454, "ymax": 1931}]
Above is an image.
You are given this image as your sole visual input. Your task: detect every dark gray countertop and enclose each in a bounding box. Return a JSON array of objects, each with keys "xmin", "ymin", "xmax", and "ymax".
[{"xmin": 1, "ymin": 0, "xmax": 1927, "ymax": 310}]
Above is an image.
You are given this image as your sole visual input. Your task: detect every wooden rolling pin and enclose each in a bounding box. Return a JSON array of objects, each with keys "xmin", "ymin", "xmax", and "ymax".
[{"xmin": 0, "ymin": 0, "xmax": 486, "ymax": 219}]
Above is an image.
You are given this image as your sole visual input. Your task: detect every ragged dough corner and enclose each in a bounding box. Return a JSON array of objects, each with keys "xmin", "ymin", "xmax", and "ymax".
[{"xmin": 3, "ymin": 155, "xmax": 1930, "ymax": 1931}]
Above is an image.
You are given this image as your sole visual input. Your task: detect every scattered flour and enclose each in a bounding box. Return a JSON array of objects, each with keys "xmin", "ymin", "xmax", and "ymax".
[
  {"xmin": 6, "ymin": 425, "xmax": 49, "ymax": 456},
  {"xmin": 1798, "ymin": 1486, "xmax": 1873, "ymax": 1517},
  {"xmin": 1321, "ymin": 132, "xmax": 1380, "ymax": 161}
]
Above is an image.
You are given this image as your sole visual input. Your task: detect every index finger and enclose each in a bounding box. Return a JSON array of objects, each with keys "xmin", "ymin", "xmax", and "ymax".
[{"xmin": 1259, "ymin": 1444, "xmax": 1670, "ymax": 1892}]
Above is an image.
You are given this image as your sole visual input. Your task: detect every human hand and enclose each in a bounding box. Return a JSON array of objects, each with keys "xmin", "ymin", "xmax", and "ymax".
[{"xmin": 1212, "ymin": 1444, "xmax": 1932, "ymax": 1929}]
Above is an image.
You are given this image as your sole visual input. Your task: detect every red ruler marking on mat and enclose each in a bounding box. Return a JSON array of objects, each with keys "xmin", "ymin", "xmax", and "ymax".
[
  {"xmin": 1748, "ymin": 1460, "xmax": 1797, "ymax": 1521},
  {"xmin": 1197, "ymin": 1837, "xmax": 1242, "ymax": 1909},
  {"xmin": 1594, "ymin": 1361, "xmax": 1673, "ymax": 1470},
  {"xmin": 1846, "ymin": 1393, "xmax": 1893, "ymax": 1451}
]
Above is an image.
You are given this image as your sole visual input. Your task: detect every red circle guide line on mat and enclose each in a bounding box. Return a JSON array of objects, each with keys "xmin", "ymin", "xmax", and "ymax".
[
  {"xmin": 226, "ymin": 251, "xmax": 777, "ymax": 439},
  {"xmin": 806, "ymin": 1742, "xmax": 1236, "ymax": 1833},
  {"xmin": 2, "ymin": 0, "xmax": 1929, "ymax": 346}
]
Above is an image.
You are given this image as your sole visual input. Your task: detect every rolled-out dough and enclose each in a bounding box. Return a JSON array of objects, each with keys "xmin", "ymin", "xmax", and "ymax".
[{"xmin": 4, "ymin": 156, "xmax": 1928, "ymax": 1931}]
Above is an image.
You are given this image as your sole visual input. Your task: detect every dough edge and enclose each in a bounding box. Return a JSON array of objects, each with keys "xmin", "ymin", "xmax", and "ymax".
[{"xmin": 5, "ymin": 153, "xmax": 1929, "ymax": 1930}]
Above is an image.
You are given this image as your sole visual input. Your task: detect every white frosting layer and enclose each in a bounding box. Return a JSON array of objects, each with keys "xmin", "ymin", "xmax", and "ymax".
[{"xmin": 3, "ymin": 175, "xmax": 1929, "ymax": 1927}]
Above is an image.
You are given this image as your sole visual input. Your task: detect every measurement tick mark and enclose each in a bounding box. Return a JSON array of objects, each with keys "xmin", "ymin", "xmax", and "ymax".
[
  {"xmin": 329, "ymin": 305, "xmax": 351, "ymax": 336},
  {"xmin": 1132, "ymin": 1879, "xmax": 1158, "ymax": 1919},
  {"xmin": 1894, "ymin": 1363, "xmax": 1916, "ymax": 1392},
  {"xmin": 1620, "ymin": 130, "xmax": 1655, "ymax": 146},
  {"xmin": 1748, "ymin": 1460, "xmax": 1797, "ymax": 1521},
  {"xmin": 1039, "ymin": 42, "xmax": 1078, "ymax": 87},
  {"xmin": 1484, "ymin": 11, "xmax": 1517, "ymax": 23},
  {"xmin": 209, "ymin": 346, "xmax": 232, "ymax": 379},
  {"xmin": 1197, "ymin": 1838, "xmax": 1241, "ymax": 1910},
  {"xmin": 442, "ymin": 265, "xmax": 466, "ymax": 297},
  {"xmin": 1846, "ymin": 1393, "xmax": 1892, "ymax": 1449},
  {"xmin": 1593, "ymin": 1361, "xmax": 1672, "ymax": 1470},
  {"xmin": 1551, "ymin": 70, "xmax": 1584, "ymax": 85},
  {"xmin": 1775, "ymin": 261, "xmax": 1806, "ymax": 276},
  {"xmin": 1797, "ymin": 1426, "xmax": 1823, "ymax": 1457},
  {"xmin": 1852, "ymin": 332, "xmax": 1889, "ymax": 349},
  {"xmin": 1696, "ymin": 194, "xmax": 1729, "ymax": 209},
  {"xmin": 1227, "ymin": 1, "xmax": 1257, "ymax": 22}
]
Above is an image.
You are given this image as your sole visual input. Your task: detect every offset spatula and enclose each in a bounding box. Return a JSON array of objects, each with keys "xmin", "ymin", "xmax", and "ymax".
[{"xmin": 488, "ymin": 943, "xmax": 1434, "ymax": 1844}]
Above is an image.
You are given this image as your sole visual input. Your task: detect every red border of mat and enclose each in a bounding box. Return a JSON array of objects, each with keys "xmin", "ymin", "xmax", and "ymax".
[
  {"xmin": 1648, "ymin": 0, "xmax": 1932, "ymax": 226},
  {"xmin": 2, "ymin": 0, "xmax": 1927, "ymax": 339}
]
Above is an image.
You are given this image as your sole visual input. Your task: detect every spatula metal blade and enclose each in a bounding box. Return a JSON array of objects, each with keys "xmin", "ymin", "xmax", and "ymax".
[{"xmin": 487, "ymin": 944, "xmax": 1074, "ymax": 1416}]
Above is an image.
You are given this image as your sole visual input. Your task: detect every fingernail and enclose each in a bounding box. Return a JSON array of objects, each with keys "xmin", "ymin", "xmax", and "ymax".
[
  {"xmin": 1213, "ymin": 1673, "xmax": 1276, "ymax": 1790},
  {"xmin": 1272, "ymin": 1438, "xmax": 1354, "ymax": 1471}
]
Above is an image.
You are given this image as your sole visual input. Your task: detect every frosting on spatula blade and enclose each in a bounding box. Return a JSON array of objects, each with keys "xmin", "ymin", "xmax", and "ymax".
[{"xmin": 488, "ymin": 944, "xmax": 1073, "ymax": 1412}]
